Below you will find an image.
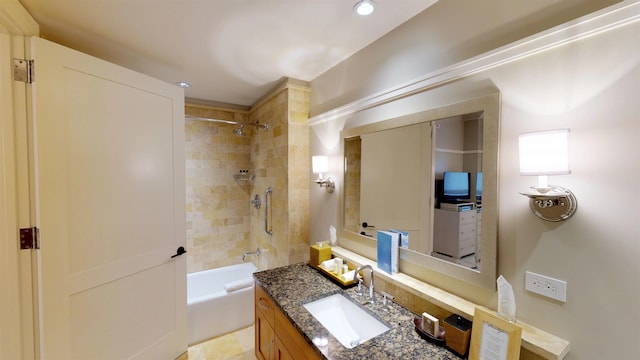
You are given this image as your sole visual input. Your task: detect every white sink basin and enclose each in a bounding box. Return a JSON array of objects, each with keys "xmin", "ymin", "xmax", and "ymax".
[{"xmin": 303, "ymin": 294, "xmax": 390, "ymax": 349}]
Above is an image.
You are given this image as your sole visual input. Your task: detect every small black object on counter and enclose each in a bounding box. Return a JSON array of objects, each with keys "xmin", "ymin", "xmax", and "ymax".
[{"xmin": 442, "ymin": 314, "xmax": 473, "ymax": 358}]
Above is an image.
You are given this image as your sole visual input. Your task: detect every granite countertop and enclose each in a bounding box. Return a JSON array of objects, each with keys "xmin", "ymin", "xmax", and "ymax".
[{"xmin": 253, "ymin": 263, "xmax": 461, "ymax": 360}]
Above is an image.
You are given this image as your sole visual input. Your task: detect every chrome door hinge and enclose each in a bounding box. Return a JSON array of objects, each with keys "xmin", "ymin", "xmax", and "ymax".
[
  {"xmin": 13, "ymin": 59, "xmax": 34, "ymax": 83},
  {"xmin": 20, "ymin": 227, "xmax": 40, "ymax": 250}
]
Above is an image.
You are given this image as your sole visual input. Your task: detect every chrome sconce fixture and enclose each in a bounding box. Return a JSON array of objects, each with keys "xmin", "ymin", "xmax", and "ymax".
[
  {"xmin": 312, "ymin": 155, "xmax": 335, "ymax": 193},
  {"xmin": 519, "ymin": 129, "xmax": 577, "ymax": 221}
]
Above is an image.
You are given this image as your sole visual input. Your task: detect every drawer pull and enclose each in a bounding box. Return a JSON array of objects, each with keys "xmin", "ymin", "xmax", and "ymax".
[
  {"xmin": 267, "ymin": 338, "xmax": 274, "ymax": 357},
  {"xmin": 258, "ymin": 298, "xmax": 270, "ymax": 310}
]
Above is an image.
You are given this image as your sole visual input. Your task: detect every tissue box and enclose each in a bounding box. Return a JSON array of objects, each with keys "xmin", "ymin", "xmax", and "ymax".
[
  {"xmin": 443, "ymin": 314, "xmax": 472, "ymax": 357},
  {"xmin": 309, "ymin": 244, "xmax": 331, "ymax": 268}
]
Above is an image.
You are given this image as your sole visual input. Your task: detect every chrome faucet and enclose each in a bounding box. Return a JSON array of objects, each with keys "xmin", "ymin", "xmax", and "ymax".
[{"xmin": 353, "ymin": 264, "xmax": 375, "ymax": 304}]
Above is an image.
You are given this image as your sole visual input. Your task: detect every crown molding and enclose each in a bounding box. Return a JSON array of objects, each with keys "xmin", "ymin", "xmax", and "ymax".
[{"xmin": 309, "ymin": 1, "xmax": 640, "ymax": 126}]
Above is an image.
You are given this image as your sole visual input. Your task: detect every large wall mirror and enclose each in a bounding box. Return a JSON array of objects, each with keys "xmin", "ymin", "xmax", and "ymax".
[{"xmin": 338, "ymin": 93, "xmax": 499, "ymax": 290}]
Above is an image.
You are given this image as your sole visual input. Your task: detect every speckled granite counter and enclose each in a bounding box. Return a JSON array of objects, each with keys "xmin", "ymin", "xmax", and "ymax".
[{"xmin": 253, "ymin": 263, "xmax": 461, "ymax": 360}]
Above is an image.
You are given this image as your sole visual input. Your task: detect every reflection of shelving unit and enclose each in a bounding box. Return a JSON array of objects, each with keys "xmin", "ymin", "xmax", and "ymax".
[
  {"xmin": 433, "ymin": 208, "xmax": 476, "ymax": 259},
  {"xmin": 475, "ymin": 210, "xmax": 482, "ymax": 263}
]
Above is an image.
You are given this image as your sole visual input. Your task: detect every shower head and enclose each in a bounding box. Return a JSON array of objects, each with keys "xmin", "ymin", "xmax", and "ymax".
[
  {"xmin": 233, "ymin": 125, "xmax": 245, "ymax": 136},
  {"xmin": 233, "ymin": 122, "xmax": 269, "ymax": 136}
]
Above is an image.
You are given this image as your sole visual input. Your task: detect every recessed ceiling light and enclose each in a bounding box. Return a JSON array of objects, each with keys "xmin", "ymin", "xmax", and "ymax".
[
  {"xmin": 354, "ymin": 0, "xmax": 375, "ymax": 16},
  {"xmin": 176, "ymin": 81, "xmax": 190, "ymax": 88}
]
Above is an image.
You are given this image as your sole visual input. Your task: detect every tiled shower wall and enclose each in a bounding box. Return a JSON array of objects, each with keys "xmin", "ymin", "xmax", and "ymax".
[
  {"xmin": 185, "ymin": 79, "xmax": 311, "ymax": 273},
  {"xmin": 285, "ymin": 85, "xmax": 312, "ymax": 265},
  {"xmin": 249, "ymin": 82, "xmax": 311, "ymax": 269},
  {"xmin": 184, "ymin": 104, "xmax": 251, "ymax": 273}
]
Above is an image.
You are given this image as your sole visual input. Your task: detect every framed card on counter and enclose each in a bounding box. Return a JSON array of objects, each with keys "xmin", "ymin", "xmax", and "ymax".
[{"xmin": 469, "ymin": 307, "xmax": 522, "ymax": 360}]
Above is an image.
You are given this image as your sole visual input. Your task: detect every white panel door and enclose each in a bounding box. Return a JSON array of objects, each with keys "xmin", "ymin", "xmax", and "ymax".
[
  {"xmin": 29, "ymin": 37, "xmax": 186, "ymax": 360},
  {"xmin": 360, "ymin": 122, "xmax": 432, "ymax": 253}
]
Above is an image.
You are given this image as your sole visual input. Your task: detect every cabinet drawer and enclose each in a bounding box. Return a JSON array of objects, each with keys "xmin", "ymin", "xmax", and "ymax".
[
  {"xmin": 459, "ymin": 224, "xmax": 476, "ymax": 239},
  {"xmin": 459, "ymin": 212, "xmax": 477, "ymax": 225},
  {"xmin": 255, "ymin": 284, "xmax": 275, "ymax": 327},
  {"xmin": 459, "ymin": 236, "xmax": 475, "ymax": 248},
  {"xmin": 459, "ymin": 241, "xmax": 475, "ymax": 257}
]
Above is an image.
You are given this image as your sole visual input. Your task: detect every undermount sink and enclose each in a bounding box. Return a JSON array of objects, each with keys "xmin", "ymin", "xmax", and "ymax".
[{"xmin": 302, "ymin": 293, "xmax": 390, "ymax": 349}]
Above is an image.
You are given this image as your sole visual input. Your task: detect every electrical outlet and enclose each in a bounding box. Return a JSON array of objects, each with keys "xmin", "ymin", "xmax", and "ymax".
[{"xmin": 525, "ymin": 271, "xmax": 567, "ymax": 302}]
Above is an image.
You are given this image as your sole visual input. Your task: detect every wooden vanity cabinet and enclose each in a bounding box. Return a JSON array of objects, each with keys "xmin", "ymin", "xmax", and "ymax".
[
  {"xmin": 255, "ymin": 284, "xmax": 320, "ymax": 360},
  {"xmin": 274, "ymin": 304, "xmax": 319, "ymax": 359},
  {"xmin": 256, "ymin": 309, "xmax": 274, "ymax": 360},
  {"xmin": 274, "ymin": 336, "xmax": 293, "ymax": 360},
  {"xmin": 255, "ymin": 284, "xmax": 275, "ymax": 360}
]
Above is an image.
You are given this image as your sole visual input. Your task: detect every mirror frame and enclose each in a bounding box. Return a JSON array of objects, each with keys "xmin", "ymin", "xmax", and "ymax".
[{"xmin": 337, "ymin": 93, "xmax": 500, "ymax": 290}]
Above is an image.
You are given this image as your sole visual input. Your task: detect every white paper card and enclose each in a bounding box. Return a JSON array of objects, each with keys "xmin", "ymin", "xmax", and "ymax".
[{"xmin": 479, "ymin": 322, "xmax": 509, "ymax": 360}]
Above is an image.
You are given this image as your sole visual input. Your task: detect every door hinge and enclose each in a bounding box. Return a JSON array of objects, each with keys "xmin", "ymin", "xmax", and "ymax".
[
  {"xmin": 20, "ymin": 227, "xmax": 40, "ymax": 250},
  {"xmin": 13, "ymin": 59, "xmax": 35, "ymax": 83}
]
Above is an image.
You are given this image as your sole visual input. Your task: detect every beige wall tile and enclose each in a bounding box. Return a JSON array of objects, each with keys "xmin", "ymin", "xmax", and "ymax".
[
  {"xmin": 185, "ymin": 80, "xmax": 310, "ymax": 273},
  {"xmin": 185, "ymin": 105, "xmax": 251, "ymax": 273}
]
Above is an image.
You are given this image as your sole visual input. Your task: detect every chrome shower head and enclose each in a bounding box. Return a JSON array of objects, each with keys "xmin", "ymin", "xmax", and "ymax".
[{"xmin": 233, "ymin": 125, "xmax": 245, "ymax": 136}]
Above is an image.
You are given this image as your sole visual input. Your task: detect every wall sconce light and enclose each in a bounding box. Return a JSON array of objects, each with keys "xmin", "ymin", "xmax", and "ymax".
[
  {"xmin": 519, "ymin": 129, "xmax": 577, "ymax": 221},
  {"xmin": 312, "ymin": 155, "xmax": 335, "ymax": 193}
]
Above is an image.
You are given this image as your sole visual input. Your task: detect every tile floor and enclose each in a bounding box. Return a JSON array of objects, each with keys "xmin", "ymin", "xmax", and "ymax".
[{"xmin": 179, "ymin": 325, "xmax": 256, "ymax": 360}]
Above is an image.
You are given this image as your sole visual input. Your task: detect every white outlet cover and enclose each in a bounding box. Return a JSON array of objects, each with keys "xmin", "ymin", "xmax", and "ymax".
[{"xmin": 525, "ymin": 271, "xmax": 567, "ymax": 302}]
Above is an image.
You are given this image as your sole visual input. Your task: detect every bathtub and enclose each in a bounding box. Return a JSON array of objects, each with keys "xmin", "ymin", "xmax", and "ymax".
[{"xmin": 187, "ymin": 262, "xmax": 257, "ymax": 345}]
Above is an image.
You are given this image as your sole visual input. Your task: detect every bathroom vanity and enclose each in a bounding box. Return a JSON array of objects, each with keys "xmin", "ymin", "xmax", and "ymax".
[
  {"xmin": 255, "ymin": 281, "xmax": 319, "ymax": 360},
  {"xmin": 254, "ymin": 263, "xmax": 459, "ymax": 359}
]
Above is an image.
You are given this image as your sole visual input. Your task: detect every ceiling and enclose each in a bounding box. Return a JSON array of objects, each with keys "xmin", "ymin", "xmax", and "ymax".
[{"xmin": 19, "ymin": 0, "xmax": 439, "ymax": 107}]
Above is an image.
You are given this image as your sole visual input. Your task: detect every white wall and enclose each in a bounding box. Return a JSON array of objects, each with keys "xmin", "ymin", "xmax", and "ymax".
[
  {"xmin": 309, "ymin": 0, "xmax": 618, "ymax": 116},
  {"xmin": 309, "ymin": 3, "xmax": 640, "ymax": 359},
  {"xmin": 487, "ymin": 20, "xmax": 640, "ymax": 359}
]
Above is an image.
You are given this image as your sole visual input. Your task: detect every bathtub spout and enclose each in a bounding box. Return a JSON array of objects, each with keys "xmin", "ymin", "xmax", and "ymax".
[{"xmin": 242, "ymin": 248, "xmax": 262, "ymax": 262}]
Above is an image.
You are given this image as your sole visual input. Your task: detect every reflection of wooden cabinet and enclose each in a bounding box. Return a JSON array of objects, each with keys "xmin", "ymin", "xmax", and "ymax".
[
  {"xmin": 433, "ymin": 209, "xmax": 476, "ymax": 258},
  {"xmin": 255, "ymin": 284, "xmax": 320, "ymax": 360}
]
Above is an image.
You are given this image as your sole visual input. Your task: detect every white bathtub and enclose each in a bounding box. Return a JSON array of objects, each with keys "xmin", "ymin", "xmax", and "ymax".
[{"xmin": 187, "ymin": 262, "xmax": 257, "ymax": 345}]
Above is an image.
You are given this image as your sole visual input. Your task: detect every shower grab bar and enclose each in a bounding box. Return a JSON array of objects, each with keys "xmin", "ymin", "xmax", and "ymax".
[{"xmin": 264, "ymin": 187, "xmax": 273, "ymax": 237}]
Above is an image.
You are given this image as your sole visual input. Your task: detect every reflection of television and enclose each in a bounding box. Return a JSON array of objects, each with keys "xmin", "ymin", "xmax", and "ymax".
[
  {"xmin": 443, "ymin": 172, "xmax": 470, "ymax": 201},
  {"xmin": 476, "ymin": 172, "xmax": 483, "ymax": 201}
]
